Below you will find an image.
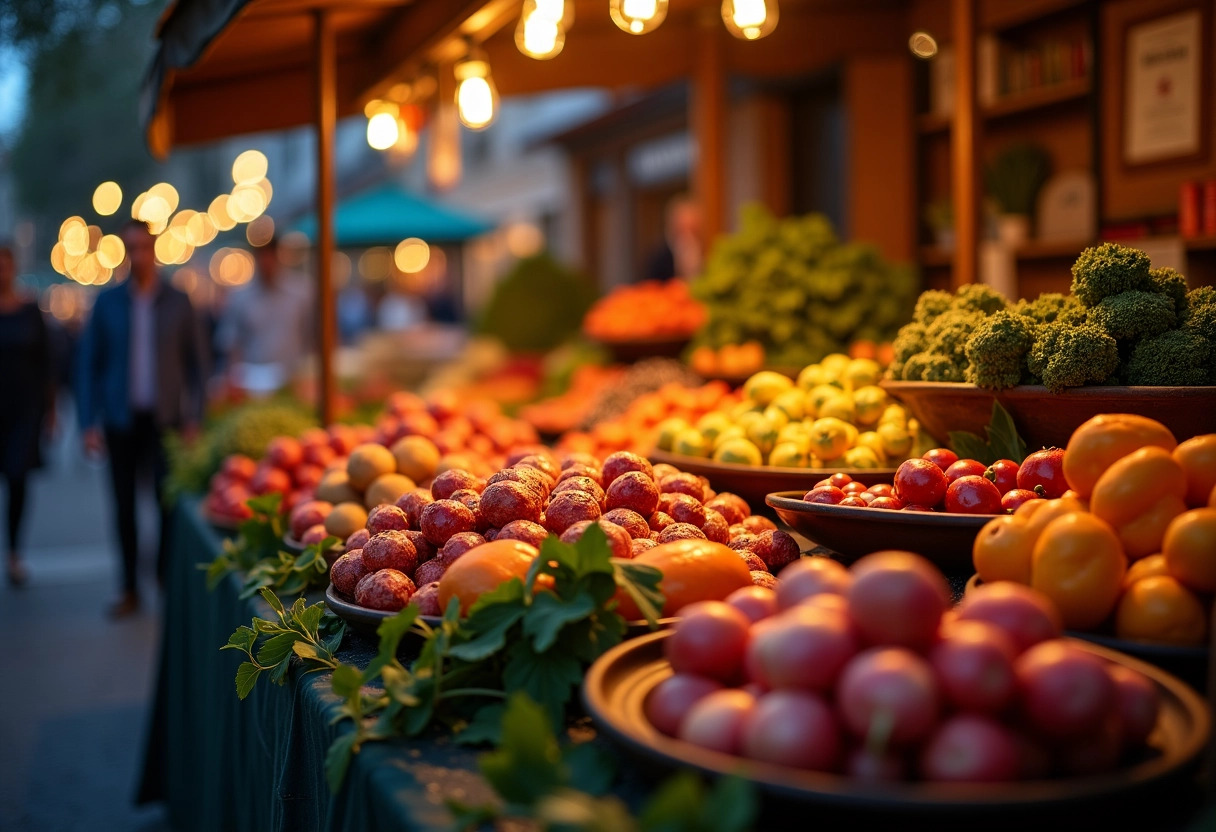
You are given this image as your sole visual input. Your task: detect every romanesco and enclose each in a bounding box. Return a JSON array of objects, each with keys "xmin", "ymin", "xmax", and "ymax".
[
  {"xmin": 964, "ymin": 311, "xmax": 1036, "ymax": 390},
  {"xmin": 1087, "ymin": 290, "xmax": 1177, "ymax": 341},
  {"xmin": 1027, "ymin": 322, "xmax": 1119, "ymax": 393},
  {"xmin": 949, "ymin": 283, "xmax": 1010, "ymax": 316},
  {"xmin": 1125, "ymin": 329, "xmax": 1213, "ymax": 386},
  {"xmin": 912, "ymin": 290, "xmax": 954, "ymax": 325},
  {"xmin": 1149, "ymin": 267, "xmax": 1189, "ymax": 315},
  {"xmin": 1069, "ymin": 243, "xmax": 1152, "ymax": 307}
]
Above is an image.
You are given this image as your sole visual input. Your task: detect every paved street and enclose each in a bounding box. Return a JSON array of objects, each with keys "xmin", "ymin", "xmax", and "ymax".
[{"xmin": 0, "ymin": 408, "xmax": 171, "ymax": 832}]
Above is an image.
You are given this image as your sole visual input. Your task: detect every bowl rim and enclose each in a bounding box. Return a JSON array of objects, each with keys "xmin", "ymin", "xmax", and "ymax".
[
  {"xmin": 880, "ymin": 380, "xmax": 1216, "ymax": 396},
  {"xmin": 650, "ymin": 450, "xmax": 897, "ymax": 479},
  {"xmin": 766, "ymin": 490, "xmax": 999, "ymax": 526}
]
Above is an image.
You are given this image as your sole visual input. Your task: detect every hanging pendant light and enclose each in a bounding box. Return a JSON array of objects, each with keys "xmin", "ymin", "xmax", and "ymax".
[
  {"xmin": 609, "ymin": 0, "xmax": 667, "ymax": 35},
  {"xmin": 721, "ymin": 0, "xmax": 779, "ymax": 40},
  {"xmin": 515, "ymin": 0, "xmax": 567, "ymax": 60},
  {"xmin": 454, "ymin": 52, "xmax": 499, "ymax": 130}
]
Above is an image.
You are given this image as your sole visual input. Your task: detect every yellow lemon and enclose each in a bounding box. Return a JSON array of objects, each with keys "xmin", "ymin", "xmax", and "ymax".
[
  {"xmin": 818, "ymin": 455, "xmax": 847, "ymax": 469},
  {"xmin": 770, "ymin": 442, "xmax": 811, "ymax": 468},
  {"xmin": 746, "ymin": 416, "xmax": 781, "ymax": 456},
  {"xmin": 695, "ymin": 412, "xmax": 734, "ymax": 445},
  {"xmin": 877, "ymin": 421, "xmax": 913, "ymax": 459},
  {"xmin": 842, "ymin": 421, "xmax": 859, "ymax": 449},
  {"xmin": 744, "ymin": 371, "xmax": 794, "ymax": 406},
  {"xmin": 762, "ymin": 405, "xmax": 791, "ymax": 430},
  {"xmin": 844, "ymin": 446, "xmax": 882, "ymax": 469},
  {"xmin": 856, "ymin": 431, "xmax": 887, "ymax": 462},
  {"xmin": 655, "ymin": 417, "xmax": 691, "ymax": 451},
  {"xmin": 714, "ymin": 437, "xmax": 764, "ymax": 466},
  {"xmin": 818, "ymin": 394, "xmax": 857, "ymax": 424},
  {"xmin": 777, "ymin": 422, "xmax": 813, "ymax": 453},
  {"xmin": 852, "ymin": 385, "xmax": 889, "ymax": 427},
  {"xmin": 770, "ymin": 389, "xmax": 806, "ymax": 422},
  {"xmin": 845, "ymin": 358, "xmax": 883, "ymax": 389},
  {"xmin": 809, "ymin": 417, "xmax": 851, "ymax": 461},
  {"xmin": 878, "ymin": 403, "xmax": 908, "ymax": 428},
  {"xmin": 807, "ymin": 384, "xmax": 844, "ymax": 417},
  {"xmin": 673, "ymin": 428, "xmax": 710, "ymax": 458},
  {"xmin": 796, "ymin": 363, "xmax": 829, "ymax": 391},
  {"xmin": 712, "ymin": 425, "xmax": 747, "ymax": 451},
  {"xmin": 910, "ymin": 428, "xmax": 940, "ymax": 459},
  {"xmin": 730, "ymin": 399, "xmax": 763, "ymax": 421},
  {"xmin": 820, "ymin": 353, "xmax": 852, "ymax": 383}
]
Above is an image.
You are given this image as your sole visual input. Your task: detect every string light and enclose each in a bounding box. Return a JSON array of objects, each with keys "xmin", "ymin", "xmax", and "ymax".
[
  {"xmin": 367, "ymin": 108, "xmax": 400, "ymax": 150},
  {"xmin": 515, "ymin": 0, "xmax": 568, "ymax": 59},
  {"xmin": 721, "ymin": 0, "xmax": 778, "ymax": 40},
  {"xmin": 609, "ymin": 0, "xmax": 667, "ymax": 35},
  {"xmin": 92, "ymin": 182, "xmax": 122, "ymax": 216},
  {"xmin": 454, "ymin": 54, "xmax": 498, "ymax": 130}
]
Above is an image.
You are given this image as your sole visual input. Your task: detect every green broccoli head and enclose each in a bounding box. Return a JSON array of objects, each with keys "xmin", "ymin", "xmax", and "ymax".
[
  {"xmin": 912, "ymin": 290, "xmax": 954, "ymax": 325},
  {"xmin": 1070, "ymin": 243, "xmax": 1152, "ymax": 307},
  {"xmin": 1185, "ymin": 286, "xmax": 1216, "ymax": 317},
  {"xmin": 1086, "ymin": 290, "xmax": 1177, "ymax": 342},
  {"xmin": 964, "ymin": 311, "xmax": 1036, "ymax": 390},
  {"xmin": 887, "ymin": 321, "xmax": 928, "ymax": 380},
  {"xmin": 1013, "ymin": 293, "xmax": 1086, "ymax": 326},
  {"xmin": 950, "ymin": 283, "xmax": 1010, "ymax": 316},
  {"xmin": 926, "ymin": 309, "xmax": 983, "ymax": 367},
  {"xmin": 1027, "ymin": 321, "xmax": 1120, "ymax": 393},
  {"xmin": 1148, "ymin": 267, "xmax": 1189, "ymax": 316},
  {"xmin": 902, "ymin": 351, "xmax": 966, "ymax": 382},
  {"xmin": 1125, "ymin": 329, "xmax": 1213, "ymax": 386}
]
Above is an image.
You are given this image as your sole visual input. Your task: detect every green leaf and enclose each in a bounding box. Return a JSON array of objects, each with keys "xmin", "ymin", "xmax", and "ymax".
[
  {"xmin": 292, "ymin": 642, "xmax": 320, "ymax": 661},
  {"xmin": 522, "ymin": 590, "xmax": 596, "ymax": 653},
  {"xmin": 449, "ymin": 592, "xmax": 526, "ymax": 662},
  {"xmin": 454, "ymin": 703, "xmax": 505, "ymax": 747},
  {"xmin": 324, "ymin": 731, "xmax": 359, "ymax": 792},
  {"xmin": 948, "ymin": 429, "xmax": 992, "ymax": 464},
  {"xmin": 331, "ymin": 663, "xmax": 364, "ymax": 699},
  {"xmin": 363, "ymin": 606, "xmax": 420, "ymax": 680},
  {"xmin": 259, "ymin": 587, "xmax": 286, "ymax": 616},
  {"xmin": 612, "ymin": 561, "xmax": 665, "ymax": 626},
  {"xmin": 297, "ymin": 603, "xmax": 324, "ymax": 639},
  {"xmin": 444, "ymin": 800, "xmax": 500, "ymax": 832},
  {"xmin": 235, "ymin": 662, "xmax": 261, "ymax": 700},
  {"xmin": 247, "ymin": 492, "xmax": 283, "ymax": 517},
  {"xmin": 477, "ymin": 692, "xmax": 564, "ymax": 806},
  {"xmin": 563, "ymin": 741, "xmax": 617, "ymax": 796},
  {"xmin": 638, "ymin": 772, "xmax": 703, "ymax": 832},
  {"xmin": 697, "ymin": 776, "xmax": 757, "ymax": 832},
  {"xmin": 986, "ymin": 400, "xmax": 1028, "ymax": 463},
  {"xmin": 379, "ymin": 663, "xmax": 419, "ymax": 706},
  {"xmin": 205, "ymin": 554, "xmax": 232, "ymax": 590},
  {"xmin": 222, "ymin": 625, "xmax": 257, "ymax": 654},
  {"xmin": 502, "ymin": 642, "xmax": 583, "ymax": 726},
  {"xmin": 256, "ymin": 632, "xmax": 300, "ymax": 667}
]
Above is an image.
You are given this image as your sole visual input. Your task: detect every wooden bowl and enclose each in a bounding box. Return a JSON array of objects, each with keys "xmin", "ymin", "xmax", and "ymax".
[
  {"xmin": 583, "ymin": 630, "xmax": 1210, "ymax": 817},
  {"xmin": 588, "ymin": 334, "xmax": 692, "ymax": 363},
  {"xmin": 766, "ymin": 491, "xmax": 993, "ymax": 572},
  {"xmin": 649, "ymin": 450, "xmax": 894, "ymax": 514},
  {"xmin": 881, "ymin": 381, "xmax": 1216, "ymax": 447}
]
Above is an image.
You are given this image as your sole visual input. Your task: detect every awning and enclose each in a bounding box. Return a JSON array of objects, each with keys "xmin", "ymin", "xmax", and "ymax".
[{"xmin": 293, "ymin": 184, "xmax": 494, "ymax": 246}]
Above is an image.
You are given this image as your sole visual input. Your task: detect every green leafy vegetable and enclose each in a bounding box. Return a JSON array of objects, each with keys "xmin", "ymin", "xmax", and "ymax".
[{"xmin": 948, "ymin": 400, "xmax": 1028, "ymax": 464}]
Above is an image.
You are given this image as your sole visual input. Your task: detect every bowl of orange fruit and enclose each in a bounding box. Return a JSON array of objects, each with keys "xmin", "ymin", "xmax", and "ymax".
[{"xmin": 583, "ymin": 281, "xmax": 705, "ymax": 362}]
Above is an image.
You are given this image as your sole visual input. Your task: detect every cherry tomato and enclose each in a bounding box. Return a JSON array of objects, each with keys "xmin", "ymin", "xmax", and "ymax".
[
  {"xmin": 829, "ymin": 472, "xmax": 853, "ymax": 489},
  {"xmin": 985, "ymin": 459, "xmax": 1020, "ymax": 495},
  {"xmin": 814, "ymin": 478, "xmax": 832, "ymax": 489},
  {"xmin": 945, "ymin": 459, "xmax": 988, "ymax": 483},
  {"xmin": 945, "ymin": 475, "xmax": 1003, "ymax": 514},
  {"xmin": 1001, "ymin": 488, "xmax": 1040, "ymax": 513},
  {"xmin": 839, "ymin": 496, "xmax": 869, "ymax": 508},
  {"xmin": 842, "ymin": 481, "xmax": 868, "ymax": 496},
  {"xmin": 857, "ymin": 491, "xmax": 878, "ymax": 505},
  {"xmin": 803, "ymin": 485, "xmax": 846, "ymax": 504},
  {"xmin": 870, "ymin": 496, "xmax": 905, "ymax": 510},
  {"xmin": 1017, "ymin": 448, "xmax": 1068, "ymax": 499},
  {"xmin": 866, "ymin": 483, "xmax": 895, "ymax": 499},
  {"xmin": 894, "ymin": 458, "xmax": 948, "ymax": 507},
  {"xmin": 923, "ymin": 448, "xmax": 959, "ymax": 472}
]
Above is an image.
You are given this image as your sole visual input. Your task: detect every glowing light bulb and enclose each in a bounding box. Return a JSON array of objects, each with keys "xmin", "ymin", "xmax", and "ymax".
[
  {"xmin": 610, "ymin": 0, "xmax": 666, "ymax": 34},
  {"xmin": 92, "ymin": 182, "xmax": 122, "ymax": 216},
  {"xmin": 454, "ymin": 59, "xmax": 498, "ymax": 130},
  {"xmin": 516, "ymin": 9, "xmax": 565, "ymax": 59},
  {"xmin": 533, "ymin": 0, "xmax": 570, "ymax": 26},
  {"xmin": 232, "ymin": 149, "xmax": 268, "ymax": 185},
  {"xmin": 721, "ymin": 0, "xmax": 778, "ymax": 40},
  {"xmin": 367, "ymin": 111, "xmax": 399, "ymax": 150}
]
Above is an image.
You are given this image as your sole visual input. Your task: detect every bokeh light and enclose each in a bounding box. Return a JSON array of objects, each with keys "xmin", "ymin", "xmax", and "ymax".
[
  {"xmin": 394, "ymin": 237, "xmax": 430, "ymax": 273},
  {"xmin": 96, "ymin": 235, "xmax": 126, "ymax": 269},
  {"xmin": 147, "ymin": 183, "xmax": 180, "ymax": 215},
  {"xmin": 208, "ymin": 195, "xmax": 237, "ymax": 231},
  {"xmin": 246, "ymin": 215, "xmax": 275, "ymax": 247},
  {"xmin": 359, "ymin": 246, "xmax": 392, "ymax": 281},
  {"xmin": 92, "ymin": 181, "xmax": 123, "ymax": 216},
  {"xmin": 232, "ymin": 149, "xmax": 268, "ymax": 185}
]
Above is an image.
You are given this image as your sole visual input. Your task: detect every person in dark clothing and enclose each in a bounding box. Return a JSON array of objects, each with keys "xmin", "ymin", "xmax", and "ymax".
[
  {"xmin": 643, "ymin": 194, "xmax": 704, "ymax": 282},
  {"xmin": 0, "ymin": 245, "xmax": 54, "ymax": 586},
  {"xmin": 77, "ymin": 222, "xmax": 209, "ymax": 617}
]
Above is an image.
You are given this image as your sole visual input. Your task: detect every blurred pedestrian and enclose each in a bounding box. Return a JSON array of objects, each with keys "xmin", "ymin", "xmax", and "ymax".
[
  {"xmin": 216, "ymin": 237, "xmax": 311, "ymax": 395},
  {"xmin": 644, "ymin": 194, "xmax": 703, "ymax": 282},
  {"xmin": 77, "ymin": 221, "xmax": 208, "ymax": 617},
  {"xmin": 0, "ymin": 245, "xmax": 54, "ymax": 586}
]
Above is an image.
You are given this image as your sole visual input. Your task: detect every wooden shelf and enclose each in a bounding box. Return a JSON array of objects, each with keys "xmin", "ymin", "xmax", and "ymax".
[
  {"xmin": 919, "ymin": 238, "xmax": 1092, "ymax": 267},
  {"xmin": 981, "ymin": 0, "xmax": 1088, "ymax": 33},
  {"xmin": 917, "ymin": 77, "xmax": 1090, "ymax": 135}
]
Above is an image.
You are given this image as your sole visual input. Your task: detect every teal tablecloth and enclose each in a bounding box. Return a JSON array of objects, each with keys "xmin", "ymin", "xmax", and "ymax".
[{"xmin": 137, "ymin": 499, "xmax": 497, "ymax": 832}]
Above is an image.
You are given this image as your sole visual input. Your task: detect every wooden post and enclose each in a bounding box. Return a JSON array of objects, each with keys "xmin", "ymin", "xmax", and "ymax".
[
  {"xmin": 951, "ymin": 0, "xmax": 980, "ymax": 288},
  {"xmin": 693, "ymin": 15, "xmax": 726, "ymax": 247},
  {"xmin": 315, "ymin": 9, "xmax": 337, "ymax": 426}
]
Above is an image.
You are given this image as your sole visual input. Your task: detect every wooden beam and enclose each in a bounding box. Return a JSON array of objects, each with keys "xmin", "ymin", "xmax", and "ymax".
[
  {"xmin": 315, "ymin": 8, "xmax": 337, "ymax": 425},
  {"xmin": 693, "ymin": 16, "xmax": 726, "ymax": 247},
  {"xmin": 951, "ymin": 0, "xmax": 980, "ymax": 288}
]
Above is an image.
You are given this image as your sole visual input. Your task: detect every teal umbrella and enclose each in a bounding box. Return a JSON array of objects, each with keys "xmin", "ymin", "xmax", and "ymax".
[{"xmin": 294, "ymin": 184, "xmax": 494, "ymax": 246}]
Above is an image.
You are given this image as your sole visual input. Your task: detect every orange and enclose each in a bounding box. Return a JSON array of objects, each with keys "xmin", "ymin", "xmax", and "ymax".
[
  {"xmin": 1090, "ymin": 446, "xmax": 1188, "ymax": 560},
  {"xmin": 1062, "ymin": 414, "xmax": 1176, "ymax": 498},
  {"xmin": 1031, "ymin": 513, "xmax": 1126, "ymax": 631},
  {"xmin": 1174, "ymin": 435, "xmax": 1216, "ymax": 508},
  {"xmin": 972, "ymin": 515, "xmax": 1036, "ymax": 585},
  {"xmin": 614, "ymin": 539, "xmax": 753, "ymax": 619},
  {"xmin": 1115, "ymin": 575, "xmax": 1207, "ymax": 646},
  {"xmin": 1123, "ymin": 553, "xmax": 1170, "ymax": 590},
  {"xmin": 437, "ymin": 539, "xmax": 539, "ymax": 615},
  {"xmin": 1162, "ymin": 508, "xmax": 1216, "ymax": 593}
]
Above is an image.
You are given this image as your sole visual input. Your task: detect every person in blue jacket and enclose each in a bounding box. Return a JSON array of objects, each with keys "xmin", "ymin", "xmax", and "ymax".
[{"xmin": 77, "ymin": 221, "xmax": 209, "ymax": 617}]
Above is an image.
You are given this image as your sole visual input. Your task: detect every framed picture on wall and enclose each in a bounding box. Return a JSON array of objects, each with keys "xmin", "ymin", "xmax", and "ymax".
[{"xmin": 1122, "ymin": 6, "xmax": 1208, "ymax": 166}]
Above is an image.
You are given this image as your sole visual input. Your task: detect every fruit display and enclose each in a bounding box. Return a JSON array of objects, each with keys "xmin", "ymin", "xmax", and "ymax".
[
  {"xmin": 583, "ymin": 280, "xmax": 706, "ymax": 342},
  {"xmin": 656, "ymin": 358, "xmax": 924, "ymax": 469},
  {"xmin": 474, "ymin": 252, "xmax": 598, "ymax": 352},
  {"xmin": 973, "ymin": 414, "xmax": 1216, "ymax": 644},
  {"xmin": 688, "ymin": 341, "xmax": 767, "ymax": 379},
  {"xmin": 324, "ymin": 448, "xmax": 800, "ymax": 615},
  {"xmin": 519, "ymin": 363, "xmax": 626, "ymax": 436},
  {"xmin": 644, "ymin": 551, "xmax": 1165, "ymax": 783},
  {"xmin": 558, "ymin": 375, "xmax": 738, "ymax": 460},
  {"xmin": 690, "ymin": 204, "xmax": 916, "ymax": 367},
  {"xmin": 887, "ymin": 243, "xmax": 1216, "ymax": 391}
]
